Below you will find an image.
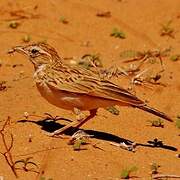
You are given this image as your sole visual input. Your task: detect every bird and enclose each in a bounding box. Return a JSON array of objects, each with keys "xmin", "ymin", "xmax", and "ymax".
[{"xmin": 9, "ymin": 42, "xmax": 172, "ymax": 136}]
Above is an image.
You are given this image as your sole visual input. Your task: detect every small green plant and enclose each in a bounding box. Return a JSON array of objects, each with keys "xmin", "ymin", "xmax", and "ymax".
[
  {"xmin": 120, "ymin": 165, "xmax": 138, "ymax": 179},
  {"xmin": 72, "ymin": 138, "xmax": 87, "ymax": 151},
  {"xmin": 150, "ymin": 162, "xmax": 160, "ymax": 175},
  {"xmin": 147, "ymin": 118, "xmax": 164, "ymax": 128},
  {"xmin": 170, "ymin": 54, "xmax": 180, "ymax": 61},
  {"xmin": 15, "ymin": 157, "xmax": 39, "ymax": 173},
  {"xmin": 40, "ymin": 177, "xmax": 53, "ymax": 180},
  {"xmin": 110, "ymin": 28, "xmax": 126, "ymax": 39},
  {"xmin": 106, "ymin": 106, "xmax": 120, "ymax": 115},
  {"xmin": 78, "ymin": 53, "xmax": 103, "ymax": 69},
  {"xmin": 9, "ymin": 21, "xmax": 20, "ymax": 29},
  {"xmin": 176, "ymin": 115, "xmax": 180, "ymax": 129},
  {"xmin": 59, "ymin": 16, "xmax": 68, "ymax": 24},
  {"xmin": 160, "ymin": 20, "xmax": 174, "ymax": 38},
  {"xmin": 119, "ymin": 48, "xmax": 171, "ymax": 70},
  {"xmin": 68, "ymin": 130, "xmax": 92, "ymax": 151},
  {"xmin": 22, "ymin": 35, "xmax": 31, "ymax": 43}
]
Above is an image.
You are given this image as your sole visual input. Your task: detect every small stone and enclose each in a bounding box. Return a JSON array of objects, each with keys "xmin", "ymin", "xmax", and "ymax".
[{"xmin": 24, "ymin": 112, "xmax": 29, "ymax": 119}]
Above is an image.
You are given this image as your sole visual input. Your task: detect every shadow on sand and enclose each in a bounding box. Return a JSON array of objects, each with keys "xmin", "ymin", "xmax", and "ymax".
[{"xmin": 17, "ymin": 117, "xmax": 177, "ymax": 152}]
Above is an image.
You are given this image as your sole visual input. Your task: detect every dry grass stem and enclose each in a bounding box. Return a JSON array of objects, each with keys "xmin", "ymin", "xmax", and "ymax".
[{"xmin": 0, "ymin": 117, "xmax": 18, "ymax": 178}]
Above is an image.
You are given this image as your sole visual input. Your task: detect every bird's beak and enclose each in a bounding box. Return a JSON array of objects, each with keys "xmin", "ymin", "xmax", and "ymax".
[{"xmin": 8, "ymin": 46, "xmax": 28, "ymax": 56}]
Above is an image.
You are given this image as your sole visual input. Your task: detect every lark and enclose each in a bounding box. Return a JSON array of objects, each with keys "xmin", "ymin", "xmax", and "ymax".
[{"xmin": 9, "ymin": 43, "xmax": 172, "ymax": 136}]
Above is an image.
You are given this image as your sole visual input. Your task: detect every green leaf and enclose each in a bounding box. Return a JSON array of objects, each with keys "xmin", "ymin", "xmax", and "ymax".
[
  {"xmin": 73, "ymin": 140, "xmax": 82, "ymax": 150},
  {"xmin": 176, "ymin": 115, "xmax": 180, "ymax": 129},
  {"xmin": 110, "ymin": 28, "xmax": 126, "ymax": 39},
  {"xmin": 120, "ymin": 166, "xmax": 138, "ymax": 179},
  {"xmin": 106, "ymin": 106, "xmax": 120, "ymax": 115},
  {"xmin": 22, "ymin": 35, "xmax": 31, "ymax": 43},
  {"xmin": 120, "ymin": 169, "xmax": 129, "ymax": 179},
  {"xmin": 170, "ymin": 54, "xmax": 180, "ymax": 61}
]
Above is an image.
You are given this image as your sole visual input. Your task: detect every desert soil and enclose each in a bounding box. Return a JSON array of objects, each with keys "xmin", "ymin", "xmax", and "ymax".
[{"xmin": 0, "ymin": 0, "xmax": 180, "ymax": 180}]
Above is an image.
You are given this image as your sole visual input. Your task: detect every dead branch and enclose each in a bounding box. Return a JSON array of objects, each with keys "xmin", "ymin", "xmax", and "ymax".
[
  {"xmin": 152, "ymin": 174, "xmax": 180, "ymax": 179},
  {"xmin": 1, "ymin": 9, "xmax": 40, "ymax": 21},
  {"xmin": 0, "ymin": 116, "xmax": 18, "ymax": 178},
  {"xmin": 121, "ymin": 48, "xmax": 171, "ymax": 72}
]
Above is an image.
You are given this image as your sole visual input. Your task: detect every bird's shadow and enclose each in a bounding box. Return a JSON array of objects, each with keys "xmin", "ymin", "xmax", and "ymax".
[{"xmin": 17, "ymin": 117, "xmax": 177, "ymax": 152}]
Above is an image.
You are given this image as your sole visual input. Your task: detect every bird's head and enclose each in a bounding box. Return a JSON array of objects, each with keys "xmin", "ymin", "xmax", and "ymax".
[{"xmin": 8, "ymin": 43, "xmax": 61, "ymax": 69}]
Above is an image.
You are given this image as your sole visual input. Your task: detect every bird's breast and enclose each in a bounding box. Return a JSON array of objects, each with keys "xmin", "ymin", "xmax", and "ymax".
[{"xmin": 35, "ymin": 82, "xmax": 117, "ymax": 111}]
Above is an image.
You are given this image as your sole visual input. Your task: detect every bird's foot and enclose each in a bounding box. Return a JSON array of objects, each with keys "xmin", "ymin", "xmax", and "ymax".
[
  {"xmin": 45, "ymin": 109, "xmax": 94, "ymax": 138},
  {"xmin": 69, "ymin": 130, "xmax": 93, "ymax": 142},
  {"xmin": 68, "ymin": 130, "xmax": 93, "ymax": 150},
  {"xmin": 44, "ymin": 131, "xmax": 69, "ymax": 138},
  {"xmin": 110, "ymin": 141, "xmax": 137, "ymax": 152},
  {"xmin": 73, "ymin": 108, "xmax": 86, "ymax": 121}
]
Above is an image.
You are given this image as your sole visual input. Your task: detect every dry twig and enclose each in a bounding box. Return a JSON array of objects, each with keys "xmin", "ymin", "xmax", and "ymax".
[
  {"xmin": 120, "ymin": 48, "xmax": 171, "ymax": 72},
  {"xmin": 152, "ymin": 174, "xmax": 180, "ymax": 179},
  {"xmin": 96, "ymin": 11, "xmax": 111, "ymax": 18},
  {"xmin": 110, "ymin": 141, "xmax": 136, "ymax": 152},
  {"xmin": 2, "ymin": 9, "xmax": 40, "ymax": 21},
  {"xmin": 0, "ymin": 117, "xmax": 18, "ymax": 178}
]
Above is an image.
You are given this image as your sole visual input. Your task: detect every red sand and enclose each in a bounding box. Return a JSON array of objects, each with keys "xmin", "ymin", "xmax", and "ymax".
[{"xmin": 0, "ymin": 0, "xmax": 179, "ymax": 179}]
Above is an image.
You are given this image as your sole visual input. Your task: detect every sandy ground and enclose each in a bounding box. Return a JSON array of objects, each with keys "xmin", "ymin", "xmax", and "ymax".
[{"xmin": 0, "ymin": 0, "xmax": 180, "ymax": 179}]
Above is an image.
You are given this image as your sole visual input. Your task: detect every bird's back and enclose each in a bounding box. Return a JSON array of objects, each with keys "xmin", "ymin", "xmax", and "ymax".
[{"xmin": 35, "ymin": 62, "xmax": 145, "ymax": 107}]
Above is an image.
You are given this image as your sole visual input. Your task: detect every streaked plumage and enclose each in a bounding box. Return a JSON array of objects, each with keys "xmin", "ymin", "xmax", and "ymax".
[{"xmin": 9, "ymin": 43, "xmax": 172, "ymax": 135}]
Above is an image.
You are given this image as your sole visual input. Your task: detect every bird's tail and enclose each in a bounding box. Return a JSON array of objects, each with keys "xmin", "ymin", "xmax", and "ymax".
[{"xmin": 136, "ymin": 105, "xmax": 173, "ymax": 122}]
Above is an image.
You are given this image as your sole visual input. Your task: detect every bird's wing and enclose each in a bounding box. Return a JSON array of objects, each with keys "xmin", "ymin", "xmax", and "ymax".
[{"xmin": 45, "ymin": 66, "xmax": 144, "ymax": 106}]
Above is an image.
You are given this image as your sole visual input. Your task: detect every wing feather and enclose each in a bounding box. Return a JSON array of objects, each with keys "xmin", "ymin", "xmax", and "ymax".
[{"xmin": 45, "ymin": 66, "xmax": 144, "ymax": 106}]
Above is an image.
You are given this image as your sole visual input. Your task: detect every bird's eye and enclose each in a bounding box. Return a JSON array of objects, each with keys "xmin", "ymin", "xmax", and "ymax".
[{"xmin": 31, "ymin": 48, "xmax": 39, "ymax": 54}]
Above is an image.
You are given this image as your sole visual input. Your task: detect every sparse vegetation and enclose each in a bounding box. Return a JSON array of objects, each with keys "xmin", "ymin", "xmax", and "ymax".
[
  {"xmin": 40, "ymin": 177, "xmax": 53, "ymax": 180},
  {"xmin": 170, "ymin": 54, "xmax": 180, "ymax": 61},
  {"xmin": 78, "ymin": 53, "xmax": 103, "ymax": 69},
  {"xmin": 120, "ymin": 48, "xmax": 171, "ymax": 68},
  {"xmin": 72, "ymin": 138, "xmax": 87, "ymax": 150},
  {"xmin": 120, "ymin": 165, "xmax": 138, "ymax": 179},
  {"xmin": 59, "ymin": 16, "xmax": 69, "ymax": 24},
  {"xmin": 68, "ymin": 130, "xmax": 92, "ymax": 151},
  {"xmin": 150, "ymin": 162, "xmax": 160, "ymax": 175},
  {"xmin": 110, "ymin": 28, "xmax": 126, "ymax": 39},
  {"xmin": 1, "ymin": 1, "xmax": 180, "ymax": 179},
  {"xmin": 106, "ymin": 106, "xmax": 120, "ymax": 115},
  {"xmin": 22, "ymin": 35, "xmax": 31, "ymax": 43},
  {"xmin": 160, "ymin": 20, "xmax": 175, "ymax": 38},
  {"xmin": 14, "ymin": 157, "xmax": 39, "ymax": 173},
  {"xmin": 176, "ymin": 115, "xmax": 180, "ymax": 129},
  {"xmin": 147, "ymin": 119, "xmax": 164, "ymax": 128}
]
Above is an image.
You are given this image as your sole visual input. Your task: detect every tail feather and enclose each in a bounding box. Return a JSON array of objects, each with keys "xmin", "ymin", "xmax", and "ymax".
[{"xmin": 136, "ymin": 105, "xmax": 173, "ymax": 122}]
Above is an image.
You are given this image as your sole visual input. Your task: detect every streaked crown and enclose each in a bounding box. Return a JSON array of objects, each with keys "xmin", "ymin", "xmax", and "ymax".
[{"xmin": 9, "ymin": 43, "xmax": 62, "ymax": 68}]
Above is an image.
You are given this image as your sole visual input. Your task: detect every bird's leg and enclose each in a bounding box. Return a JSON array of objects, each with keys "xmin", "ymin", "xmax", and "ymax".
[
  {"xmin": 73, "ymin": 108, "xmax": 87, "ymax": 122},
  {"xmin": 76, "ymin": 109, "xmax": 97, "ymax": 128},
  {"xmin": 50, "ymin": 109, "xmax": 97, "ymax": 137}
]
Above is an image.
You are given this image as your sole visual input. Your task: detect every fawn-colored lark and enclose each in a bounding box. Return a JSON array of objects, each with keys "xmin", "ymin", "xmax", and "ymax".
[{"xmin": 9, "ymin": 43, "xmax": 172, "ymax": 136}]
